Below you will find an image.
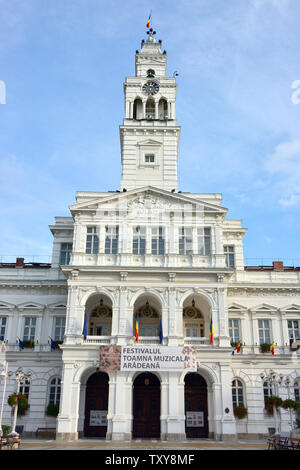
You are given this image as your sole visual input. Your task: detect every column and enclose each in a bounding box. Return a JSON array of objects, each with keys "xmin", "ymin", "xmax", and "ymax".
[
  {"xmin": 110, "ymin": 372, "xmax": 132, "ymax": 440},
  {"xmin": 56, "ymin": 362, "xmax": 78, "ymax": 440}
]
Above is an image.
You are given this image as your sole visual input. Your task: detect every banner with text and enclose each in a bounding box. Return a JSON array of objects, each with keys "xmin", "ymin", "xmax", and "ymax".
[{"xmin": 99, "ymin": 345, "xmax": 197, "ymax": 372}]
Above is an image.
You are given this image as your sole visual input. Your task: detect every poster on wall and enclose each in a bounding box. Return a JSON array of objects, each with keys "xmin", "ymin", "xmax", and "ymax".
[
  {"xmin": 89, "ymin": 410, "xmax": 107, "ymax": 426},
  {"xmin": 99, "ymin": 345, "xmax": 197, "ymax": 372}
]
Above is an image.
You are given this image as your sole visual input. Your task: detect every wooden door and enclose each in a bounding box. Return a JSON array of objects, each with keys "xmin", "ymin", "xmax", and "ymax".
[
  {"xmin": 184, "ymin": 373, "xmax": 208, "ymax": 438},
  {"xmin": 132, "ymin": 373, "xmax": 160, "ymax": 438},
  {"xmin": 84, "ymin": 372, "xmax": 109, "ymax": 438}
]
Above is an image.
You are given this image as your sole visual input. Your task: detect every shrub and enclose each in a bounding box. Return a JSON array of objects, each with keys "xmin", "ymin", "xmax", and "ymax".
[
  {"xmin": 46, "ymin": 403, "xmax": 59, "ymax": 417},
  {"xmin": 233, "ymin": 405, "xmax": 248, "ymax": 419}
]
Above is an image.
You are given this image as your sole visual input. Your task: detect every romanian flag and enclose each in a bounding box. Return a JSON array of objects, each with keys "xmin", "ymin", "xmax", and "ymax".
[
  {"xmin": 270, "ymin": 343, "xmax": 275, "ymax": 355},
  {"xmin": 146, "ymin": 13, "xmax": 151, "ymax": 28},
  {"xmin": 209, "ymin": 317, "xmax": 214, "ymax": 344},
  {"xmin": 236, "ymin": 342, "xmax": 241, "ymax": 353},
  {"xmin": 135, "ymin": 314, "xmax": 139, "ymax": 343}
]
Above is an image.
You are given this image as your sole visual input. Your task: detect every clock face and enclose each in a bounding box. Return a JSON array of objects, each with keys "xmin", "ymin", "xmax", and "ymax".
[{"xmin": 142, "ymin": 81, "xmax": 159, "ymax": 95}]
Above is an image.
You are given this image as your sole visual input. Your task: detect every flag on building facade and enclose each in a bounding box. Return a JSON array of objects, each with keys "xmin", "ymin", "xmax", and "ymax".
[
  {"xmin": 209, "ymin": 316, "xmax": 214, "ymax": 344},
  {"xmin": 82, "ymin": 313, "xmax": 87, "ymax": 340},
  {"xmin": 159, "ymin": 317, "xmax": 163, "ymax": 344},
  {"xmin": 135, "ymin": 314, "xmax": 139, "ymax": 343},
  {"xmin": 18, "ymin": 337, "xmax": 24, "ymax": 350},
  {"xmin": 270, "ymin": 343, "xmax": 275, "ymax": 355},
  {"xmin": 236, "ymin": 342, "xmax": 241, "ymax": 353},
  {"xmin": 49, "ymin": 337, "xmax": 56, "ymax": 351},
  {"xmin": 1, "ymin": 341, "xmax": 5, "ymax": 353}
]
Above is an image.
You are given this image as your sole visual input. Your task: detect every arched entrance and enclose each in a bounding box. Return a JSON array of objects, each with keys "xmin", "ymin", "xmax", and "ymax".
[
  {"xmin": 184, "ymin": 373, "xmax": 208, "ymax": 438},
  {"xmin": 84, "ymin": 371, "xmax": 109, "ymax": 438},
  {"xmin": 132, "ymin": 372, "xmax": 160, "ymax": 438}
]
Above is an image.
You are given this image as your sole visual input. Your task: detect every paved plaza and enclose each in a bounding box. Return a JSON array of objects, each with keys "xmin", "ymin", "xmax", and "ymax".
[{"xmin": 16, "ymin": 438, "xmax": 267, "ymax": 451}]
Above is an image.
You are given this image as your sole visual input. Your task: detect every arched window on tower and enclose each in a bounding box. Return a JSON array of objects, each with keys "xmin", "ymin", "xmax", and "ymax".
[
  {"xmin": 146, "ymin": 98, "xmax": 155, "ymax": 119},
  {"xmin": 158, "ymin": 98, "xmax": 168, "ymax": 120},
  {"xmin": 183, "ymin": 304, "xmax": 204, "ymax": 338},
  {"xmin": 133, "ymin": 98, "xmax": 143, "ymax": 120},
  {"xmin": 134, "ymin": 301, "xmax": 160, "ymax": 338},
  {"xmin": 89, "ymin": 302, "xmax": 112, "ymax": 336}
]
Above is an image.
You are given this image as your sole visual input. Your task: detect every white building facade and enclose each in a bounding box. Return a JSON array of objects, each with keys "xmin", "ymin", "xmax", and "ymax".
[{"xmin": 0, "ymin": 29, "xmax": 300, "ymax": 441}]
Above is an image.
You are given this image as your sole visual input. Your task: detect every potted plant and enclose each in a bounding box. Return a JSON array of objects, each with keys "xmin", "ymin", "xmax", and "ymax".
[
  {"xmin": 46, "ymin": 403, "xmax": 59, "ymax": 417},
  {"xmin": 282, "ymin": 399, "xmax": 299, "ymax": 411},
  {"xmin": 22, "ymin": 339, "xmax": 34, "ymax": 349},
  {"xmin": 233, "ymin": 405, "xmax": 248, "ymax": 419},
  {"xmin": 260, "ymin": 343, "xmax": 271, "ymax": 353},
  {"xmin": 7, "ymin": 392, "xmax": 29, "ymax": 416},
  {"xmin": 264, "ymin": 396, "xmax": 282, "ymax": 415}
]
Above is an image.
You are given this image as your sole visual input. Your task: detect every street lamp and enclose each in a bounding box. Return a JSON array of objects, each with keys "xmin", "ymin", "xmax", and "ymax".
[
  {"xmin": 0, "ymin": 360, "xmax": 8, "ymax": 438},
  {"xmin": 7, "ymin": 368, "xmax": 32, "ymax": 438},
  {"xmin": 260, "ymin": 369, "xmax": 284, "ymax": 434},
  {"xmin": 282, "ymin": 376, "xmax": 293, "ymax": 431}
]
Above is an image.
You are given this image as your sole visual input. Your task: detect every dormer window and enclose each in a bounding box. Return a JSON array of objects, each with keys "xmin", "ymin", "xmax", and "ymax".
[
  {"xmin": 145, "ymin": 154, "xmax": 155, "ymax": 164},
  {"xmin": 147, "ymin": 69, "xmax": 155, "ymax": 77}
]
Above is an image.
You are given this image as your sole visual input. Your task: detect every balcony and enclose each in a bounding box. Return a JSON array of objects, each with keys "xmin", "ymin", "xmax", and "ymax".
[{"xmin": 69, "ymin": 252, "xmax": 220, "ymax": 269}]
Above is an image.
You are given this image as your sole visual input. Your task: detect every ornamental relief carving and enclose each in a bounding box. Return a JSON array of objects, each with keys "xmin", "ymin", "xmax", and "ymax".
[{"xmin": 228, "ymin": 288, "xmax": 300, "ymax": 297}]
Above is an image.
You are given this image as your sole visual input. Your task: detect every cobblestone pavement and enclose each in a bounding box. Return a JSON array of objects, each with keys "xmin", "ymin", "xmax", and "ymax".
[{"xmin": 17, "ymin": 438, "xmax": 267, "ymax": 450}]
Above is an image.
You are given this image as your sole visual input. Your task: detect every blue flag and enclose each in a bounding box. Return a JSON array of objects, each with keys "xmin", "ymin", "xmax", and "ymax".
[
  {"xmin": 82, "ymin": 313, "xmax": 87, "ymax": 340},
  {"xmin": 159, "ymin": 317, "xmax": 163, "ymax": 344},
  {"xmin": 17, "ymin": 337, "xmax": 24, "ymax": 350},
  {"xmin": 49, "ymin": 337, "xmax": 56, "ymax": 351}
]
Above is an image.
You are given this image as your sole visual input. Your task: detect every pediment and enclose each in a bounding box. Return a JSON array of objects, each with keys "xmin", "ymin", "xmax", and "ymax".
[
  {"xmin": 137, "ymin": 139, "xmax": 162, "ymax": 147},
  {"xmin": 70, "ymin": 186, "xmax": 227, "ymax": 217}
]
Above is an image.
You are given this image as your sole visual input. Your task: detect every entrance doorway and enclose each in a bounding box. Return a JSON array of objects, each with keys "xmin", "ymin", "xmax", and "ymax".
[
  {"xmin": 84, "ymin": 371, "xmax": 109, "ymax": 438},
  {"xmin": 184, "ymin": 373, "xmax": 208, "ymax": 438},
  {"xmin": 132, "ymin": 372, "xmax": 160, "ymax": 438}
]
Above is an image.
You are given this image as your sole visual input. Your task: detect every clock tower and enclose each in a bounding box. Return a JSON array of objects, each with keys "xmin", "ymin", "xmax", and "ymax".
[{"xmin": 120, "ymin": 28, "xmax": 181, "ymax": 192}]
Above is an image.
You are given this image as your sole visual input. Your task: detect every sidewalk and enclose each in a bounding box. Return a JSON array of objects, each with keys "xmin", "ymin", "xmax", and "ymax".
[{"xmin": 18, "ymin": 438, "xmax": 267, "ymax": 450}]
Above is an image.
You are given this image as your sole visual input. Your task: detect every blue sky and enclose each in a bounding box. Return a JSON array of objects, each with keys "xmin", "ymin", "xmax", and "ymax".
[{"xmin": 0, "ymin": 0, "xmax": 300, "ymax": 265}]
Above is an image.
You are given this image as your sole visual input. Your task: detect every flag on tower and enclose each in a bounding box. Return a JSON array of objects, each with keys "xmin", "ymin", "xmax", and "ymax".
[
  {"xmin": 146, "ymin": 13, "xmax": 151, "ymax": 28},
  {"xmin": 135, "ymin": 314, "xmax": 139, "ymax": 343}
]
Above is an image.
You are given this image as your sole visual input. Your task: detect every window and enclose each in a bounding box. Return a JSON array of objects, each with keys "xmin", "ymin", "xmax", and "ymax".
[
  {"xmin": 151, "ymin": 227, "xmax": 165, "ymax": 255},
  {"xmin": 224, "ymin": 246, "xmax": 235, "ymax": 267},
  {"xmin": 179, "ymin": 228, "xmax": 193, "ymax": 255},
  {"xmin": 86, "ymin": 227, "xmax": 99, "ymax": 254},
  {"xmin": 232, "ymin": 379, "xmax": 244, "ymax": 407},
  {"xmin": 23, "ymin": 317, "xmax": 36, "ymax": 341},
  {"xmin": 144, "ymin": 154, "xmax": 155, "ymax": 164},
  {"xmin": 0, "ymin": 317, "xmax": 7, "ymax": 341},
  {"xmin": 263, "ymin": 381, "xmax": 273, "ymax": 400},
  {"xmin": 140, "ymin": 324, "xmax": 159, "ymax": 336},
  {"xmin": 147, "ymin": 69, "xmax": 155, "ymax": 77},
  {"xmin": 89, "ymin": 305, "xmax": 112, "ymax": 336},
  {"xmin": 288, "ymin": 320, "xmax": 300, "ymax": 342},
  {"xmin": 133, "ymin": 226, "xmax": 146, "ymax": 254},
  {"xmin": 228, "ymin": 319, "xmax": 240, "ymax": 343},
  {"xmin": 105, "ymin": 226, "xmax": 119, "ymax": 254},
  {"xmin": 20, "ymin": 379, "xmax": 30, "ymax": 399},
  {"xmin": 183, "ymin": 306, "xmax": 204, "ymax": 338},
  {"xmin": 135, "ymin": 302, "xmax": 160, "ymax": 337},
  {"xmin": 197, "ymin": 228, "xmax": 211, "ymax": 255},
  {"xmin": 49, "ymin": 377, "xmax": 61, "ymax": 405},
  {"xmin": 258, "ymin": 319, "xmax": 271, "ymax": 344},
  {"xmin": 60, "ymin": 243, "xmax": 72, "ymax": 265},
  {"xmin": 54, "ymin": 317, "xmax": 65, "ymax": 341},
  {"xmin": 146, "ymin": 98, "xmax": 155, "ymax": 119}
]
